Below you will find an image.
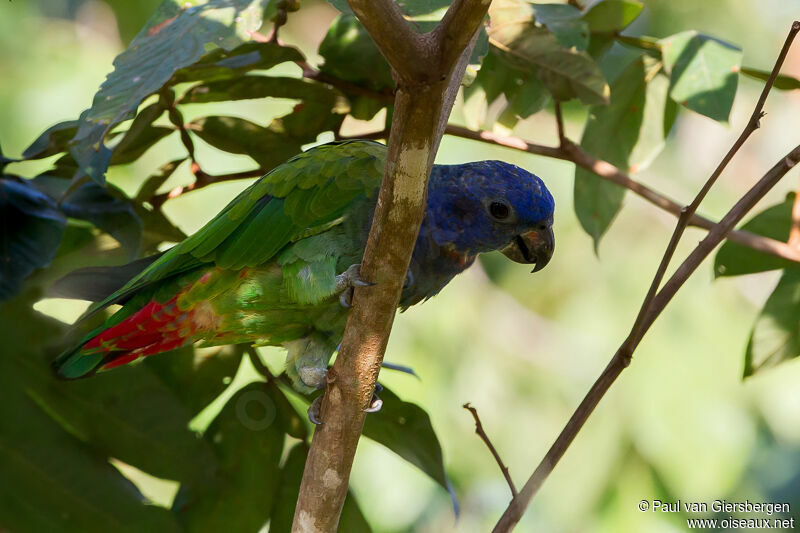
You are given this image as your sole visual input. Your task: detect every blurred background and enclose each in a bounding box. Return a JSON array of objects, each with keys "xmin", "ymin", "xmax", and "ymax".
[{"xmin": 3, "ymin": 0, "xmax": 800, "ymax": 531}]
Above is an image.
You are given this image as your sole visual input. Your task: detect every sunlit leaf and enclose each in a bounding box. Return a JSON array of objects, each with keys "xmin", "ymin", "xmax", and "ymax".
[
  {"xmin": 489, "ymin": 0, "xmax": 608, "ymax": 105},
  {"xmin": 173, "ymin": 382, "xmax": 284, "ymax": 532},
  {"xmin": 659, "ymin": 31, "xmax": 742, "ymax": 122},
  {"xmin": 582, "ymin": 0, "xmax": 643, "ymax": 33},
  {"xmin": 171, "ymin": 41, "xmax": 303, "ymax": 84},
  {"xmin": 714, "ymin": 194, "xmax": 797, "ymax": 277},
  {"xmin": 745, "ymin": 268, "xmax": 800, "ymax": 377},
  {"xmin": 179, "ymin": 76, "xmax": 345, "ymax": 107},
  {"xmin": 70, "ymin": 0, "xmax": 270, "ymax": 184},
  {"xmin": 574, "ymin": 58, "xmax": 646, "ymax": 246},
  {"xmin": 0, "ymin": 179, "xmax": 66, "ymax": 301}
]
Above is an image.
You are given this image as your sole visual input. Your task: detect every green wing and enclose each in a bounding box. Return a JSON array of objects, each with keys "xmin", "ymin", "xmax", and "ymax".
[{"xmin": 90, "ymin": 140, "xmax": 386, "ymax": 312}]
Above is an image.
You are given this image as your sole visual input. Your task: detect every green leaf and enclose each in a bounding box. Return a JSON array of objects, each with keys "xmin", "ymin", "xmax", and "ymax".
[
  {"xmin": 0, "ymin": 289, "xmax": 181, "ymax": 533},
  {"xmin": 31, "ymin": 177, "xmax": 143, "ymax": 258},
  {"xmin": 22, "ymin": 121, "xmax": 80, "ymax": 160},
  {"xmin": 529, "ymin": 3, "xmax": 588, "ymax": 50},
  {"xmin": 582, "ymin": 0, "xmax": 643, "ymax": 33},
  {"xmin": 659, "ymin": 31, "xmax": 742, "ymax": 122},
  {"xmin": 143, "ymin": 344, "xmax": 241, "ymax": 415},
  {"xmin": 488, "ymin": 1, "xmax": 609, "ymax": 105},
  {"xmin": 173, "ymin": 382, "xmax": 284, "ymax": 533},
  {"xmin": 268, "ymin": 443, "xmax": 372, "ymax": 533},
  {"xmin": 171, "ymin": 41, "xmax": 303, "ymax": 84},
  {"xmin": 714, "ymin": 194, "xmax": 797, "ymax": 277},
  {"xmin": 179, "ymin": 75, "xmax": 345, "ymax": 108},
  {"xmin": 0, "ymin": 179, "xmax": 66, "ymax": 301},
  {"xmin": 574, "ymin": 58, "xmax": 646, "ymax": 246},
  {"xmin": 109, "ymin": 102, "xmax": 171, "ymax": 165},
  {"xmin": 190, "ymin": 115, "xmax": 303, "ymax": 169},
  {"xmin": 629, "ymin": 65, "xmax": 670, "ymax": 172},
  {"xmin": 740, "ymin": 67, "xmax": 800, "ymax": 91},
  {"xmin": 318, "ymin": 14, "xmax": 393, "ymax": 120},
  {"xmin": 0, "ymin": 368, "xmax": 182, "ymax": 533},
  {"xmin": 745, "ymin": 268, "xmax": 800, "ymax": 377},
  {"xmin": 17, "ymin": 352, "xmax": 218, "ymax": 485},
  {"xmin": 363, "ymin": 387, "xmax": 455, "ymax": 507},
  {"xmin": 70, "ymin": 0, "xmax": 270, "ymax": 184}
]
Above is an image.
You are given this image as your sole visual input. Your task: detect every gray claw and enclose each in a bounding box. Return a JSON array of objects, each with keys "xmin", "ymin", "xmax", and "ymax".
[
  {"xmin": 339, "ymin": 288, "xmax": 353, "ymax": 308},
  {"xmin": 363, "ymin": 383, "xmax": 383, "ymax": 413},
  {"xmin": 308, "ymin": 395, "xmax": 323, "ymax": 425}
]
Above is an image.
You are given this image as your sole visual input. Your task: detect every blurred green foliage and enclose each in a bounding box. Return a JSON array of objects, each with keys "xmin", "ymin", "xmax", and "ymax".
[{"xmin": 2, "ymin": 0, "xmax": 800, "ymax": 532}]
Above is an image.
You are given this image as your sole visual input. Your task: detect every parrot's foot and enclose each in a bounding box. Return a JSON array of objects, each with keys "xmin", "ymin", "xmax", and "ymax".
[
  {"xmin": 336, "ymin": 263, "xmax": 374, "ymax": 308},
  {"xmin": 307, "ymin": 383, "xmax": 384, "ymax": 425},
  {"xmin": 381, "ymin": 360, "xmax": 419, "ymax": 379}
]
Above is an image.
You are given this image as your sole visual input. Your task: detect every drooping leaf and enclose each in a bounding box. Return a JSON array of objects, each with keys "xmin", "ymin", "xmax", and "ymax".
[
  {"xmin": 109, "ymin": 102, "xmax": 171, "ymax": 165},
  {"xmin": 190, "ymin": 115, "xmax": 303, "ymax": 169},
  {"xmin": 714, "ymin": 194, "xmax": 797, "ymax": 277},
  {"xmin": 22, "ymin": 120, "xmax": 80, "ymax": 160},
  {"xmin": 173, "ymin": 382, "xmax": 284, "ymax": 533},
  {"xmin": 488, "ymin": 0, "xmax": 609, "ymax": 105},
  {"xmin": 32, "ymin": 177, "xmax": 142, "ymax": 258},
  {"xmin": 745, "ymin": 268, "xmax": 800, "ymax": 377},
  {"xmin": 362, "ymin": 387, "xmax": 456, "ymax": 509},
  {"xmin": 137, "ymin": 204, "xmax": 189, "ymax": 246},
  {"xmin": 574, "ymin": 58, "xmax": 646, "ymax": 246},
  {"xmin": 659, "ymin": 31, "xmax": 742, "ymax": 122},
  {"xmin": 0, "ymin": 179, "xmax": 66, "ymax": 301},
  {"xmin": 740, "ymin": 67, "xmax": 800, "ymax": 91},
  {"xmin": 70, "ymin": 0, "xmax": 270, "ymax": 184},
  {"xmin": 629, "ymin": 64, "xmax": 671, "ymax": 172},
  {"xmin": 582, "ymin": 0, "xmax": 643, "ymax": 33},
  {"xmin": 268, "ymin": 443, "xmax": 373, "ymax": 533},
  {"xmin": 179, "ymin": 75, "xmax": 345, "ymax": 106}
]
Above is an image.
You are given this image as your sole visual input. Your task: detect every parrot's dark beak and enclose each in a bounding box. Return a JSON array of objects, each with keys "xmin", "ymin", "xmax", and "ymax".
[{"xmin": 500, "ymin": 225, "xmax": 555, "ymax": 273}]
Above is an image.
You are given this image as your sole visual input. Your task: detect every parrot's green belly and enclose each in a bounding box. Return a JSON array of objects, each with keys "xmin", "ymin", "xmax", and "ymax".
[{"xmin": 172, "ymin": 263, "xmax": 348, "ymax": 349}]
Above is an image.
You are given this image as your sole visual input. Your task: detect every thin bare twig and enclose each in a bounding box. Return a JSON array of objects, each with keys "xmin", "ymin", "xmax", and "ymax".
[
  {"xmin": 149, "ymin": 168, "xmax": 265, "ymax": 207},
  {"xmin": 553, "ymin": 101, "xmax": 566, "ymax": 147},
  {"xmin": 492, "ymin": 20, "xmax": 800, "ymax": 532},
  {"xmin": 463, "ymin": 403, "xmax": 517, "ymax": 497}
]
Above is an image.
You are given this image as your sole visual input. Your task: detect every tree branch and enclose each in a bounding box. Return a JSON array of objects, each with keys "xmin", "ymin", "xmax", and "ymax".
[
  {"xmin": 492, "ymin": 21, "xmax": 800, "ymax": 532},
  {"xmin": 463, "ymin": 403, "xmax": 517, "ymax": 497},
  {"xmin": 290, "ymin": 2, "xmax": 491, "ymax": 531}
]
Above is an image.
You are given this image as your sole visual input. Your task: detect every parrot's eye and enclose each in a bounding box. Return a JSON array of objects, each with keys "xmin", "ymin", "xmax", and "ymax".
[{"xmin": 488, "ymin": 201, "xmax": 511, "ymax": 220}]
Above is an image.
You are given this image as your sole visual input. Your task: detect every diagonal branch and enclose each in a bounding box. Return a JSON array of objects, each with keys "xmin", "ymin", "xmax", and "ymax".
[
  {"xmin": 494, "ymin": 141, "xmax": 800, "ymax": 533},
  {"xmin": 492, "ymin": 20, "xmax": 800, "ymax": 532}
]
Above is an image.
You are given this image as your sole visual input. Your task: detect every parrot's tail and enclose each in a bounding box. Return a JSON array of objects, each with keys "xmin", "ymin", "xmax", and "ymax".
[{"xmin": 53, "ymin": 296, "xmax": 195, "ymax": 379}]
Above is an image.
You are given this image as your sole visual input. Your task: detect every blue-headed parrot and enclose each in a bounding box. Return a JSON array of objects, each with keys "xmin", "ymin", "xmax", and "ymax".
[{"xmin": 53, "ymin": 140, "xmax": 555, "ymax": 406}]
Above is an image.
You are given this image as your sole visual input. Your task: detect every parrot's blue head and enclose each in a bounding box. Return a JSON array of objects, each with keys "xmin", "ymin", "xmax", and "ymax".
[{"xmin": 426, "ymin": 160, "xmax": 555, "ymax": 271}]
